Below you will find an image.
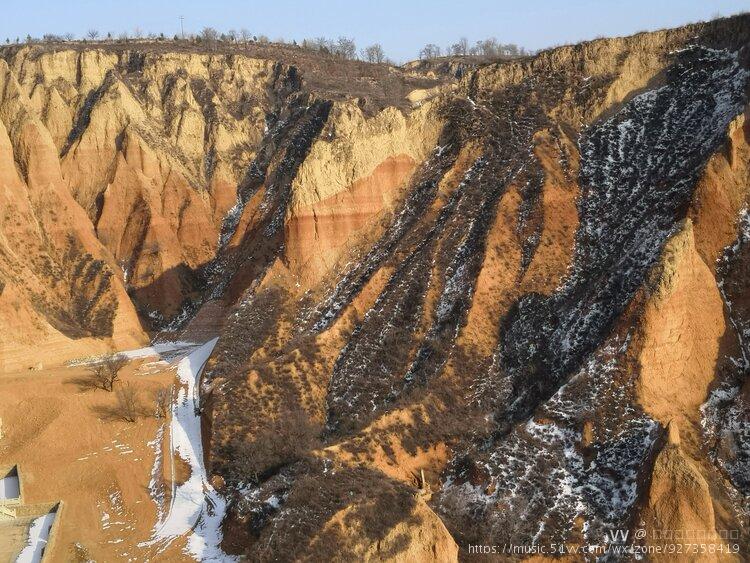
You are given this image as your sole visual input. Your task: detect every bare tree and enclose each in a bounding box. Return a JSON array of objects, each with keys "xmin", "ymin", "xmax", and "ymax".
[
  {"xmin": 86, "ymin": 29, "xmax": 99, "ymax": 40},
  {"xmin": 63, "ymin": 33, "xmax": 75, "ymax": 41},
  {"xmin": 474, "ymin": 38, "xmax": 496, "ymax": 57},
  {"xmin": 362, "ymin": 43, "xmax": 385, "ymax": 64},
  {"xmin": 87, "ymin": 354, "xmax": 127, "ymax": 391},
  {"xmin": 466, "ymin": 38, "xmax": 522, "ymax": 59},
  {"xmin": 239, "ymin": 28, "xmax": 251, "ymax": 43},
  {"xmin": 115, "ymin": 383, "xmax": 140, "ymax": 422},
  {"xmin": 335, "ymin": 36, "xmax": 357, "ymax": 59},
  {"xmin": 200, "ymin": 27, "xmax": 219, "ymax": 43},
  {"xmin": 103, "ymin": 355, "xmax": 127, "ymax": 389},
  {"xmin": 86, "ymin": 362, "xmax": 109, "ymax": 391},
  {"xmin": 133, "ymin": 27, "xmax": 143, "ymax": 39},
  {"xmin": 450, "ymin": 37, "xmax": 469, "ymax": 56},
  {"xmin": 305, "ymin": 36, "xmax": 332, "ymax": 53},
  {"xmin": 419, "ymin": 43, "xmax": 442, "ymax": 59},
  {"xmin": 153, "ymin": 385, "xmax": 173, "ymax": 418}
]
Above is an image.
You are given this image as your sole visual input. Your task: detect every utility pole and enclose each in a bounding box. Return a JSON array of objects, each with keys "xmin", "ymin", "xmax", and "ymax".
[{"xmin": 179, "ymin": 15, "xmax": 184, "ymax": 39}]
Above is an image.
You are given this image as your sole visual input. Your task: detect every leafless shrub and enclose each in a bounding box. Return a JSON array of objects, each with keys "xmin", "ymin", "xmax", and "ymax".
[
  {"xmin": 335, "ymin": 36, "xmax": 357, "ymax": 59},
  {"xmin": 362, "ymin": 43, "xmax": 385, "ymax": 64},
  {"xmin": 468, "ymin": 38, "xmax": 525, "ymax": 57},
  {"xmin": 419, "ymin": 43, "xmax": 442, "ymax": 59},
  {"xmin": 86, "ymin": 354, "xmax": 127, "ymax": 391},
  {"xmin": 115, "ymin": 383, "xmax": 140, "ymax": 422},
  {"xmin": 449, "ymin": 37, "xmax": 469, "ymax": 56},
  {"xmin": 86, "ymin": 29, "xmax": 99, "ymax": 40},
  {"xmin": 200, "ymin": 27, "xmax": 219, "ymax": 44},
  {"xmin": 231, "ymin": 408, "xmax": 320, "ymax": 483},
  {"xmin": 86, "ymin": 363, "xmax": 110, "ymax": 391},
  {"xmin": 246, "ymin": 463, "xmax": 418, "ymax": 561},
  {"xmin": 104, "ymin": 354, "xmax": 127, "ymax": 385},
  {"xmin": 153, "ymin": 385, "xmax": 173, "ymax": 418}
]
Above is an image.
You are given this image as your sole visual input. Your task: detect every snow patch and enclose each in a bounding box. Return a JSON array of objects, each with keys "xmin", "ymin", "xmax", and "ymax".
[
  {"xmin": 143, "ymin": 339, "xmax": 237, "ymax": 561},
  {"xmin": 16, "ymin": 510, "xmax": 56, "ymax": 563}
]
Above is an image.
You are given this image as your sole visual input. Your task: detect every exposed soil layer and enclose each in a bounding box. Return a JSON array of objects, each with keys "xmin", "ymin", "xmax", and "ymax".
[{"xmin": 2, "ymin": 13, "xmax": 750, "ymax": 562}]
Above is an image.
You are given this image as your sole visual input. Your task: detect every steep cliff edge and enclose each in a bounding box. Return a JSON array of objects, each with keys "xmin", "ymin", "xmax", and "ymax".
[
  {"xmin": 0, "ymin": 58, "xmax": 147, "ymax": 370},
  {"xmin": 0, "ymin": 41, "xmax": 444, "ymax": 366},
  {"xmin": 199, "ymin": 15, "xmax": 750, "ymax": 560}
]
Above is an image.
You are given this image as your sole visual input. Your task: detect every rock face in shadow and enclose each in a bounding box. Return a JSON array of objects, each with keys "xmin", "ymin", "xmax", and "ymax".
[{"xmin": 4, "ymin": 14, "xmax": 750, "ymax": 559}]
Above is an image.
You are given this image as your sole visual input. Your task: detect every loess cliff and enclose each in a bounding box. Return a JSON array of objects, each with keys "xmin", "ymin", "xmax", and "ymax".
[{"xmin": 1, "ymin": 13, "xmax": 750, "ymax": 561}]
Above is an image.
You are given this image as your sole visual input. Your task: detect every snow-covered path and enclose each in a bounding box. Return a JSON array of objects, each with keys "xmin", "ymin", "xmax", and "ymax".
[
  {"xmin": 118, "ymin": 341, "xmax": 197, "ymax": 361},
  {"xmin": 145, "ymin": 338, "xmax": 237, "ymax": 561},
  {"xmin": 68, "ymin": 341, "xmax": 198, "ymax": 366},
  {"xmin": 15, "ymin": 510, "xmax": 56, "ymax": 563}
]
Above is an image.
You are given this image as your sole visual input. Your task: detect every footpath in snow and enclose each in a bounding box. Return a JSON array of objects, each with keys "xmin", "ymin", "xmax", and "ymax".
[
  {"xmin": 118, "ymin": 341, "xmax": 198, "ymax": 361},
  {"xmin": 15, "ymin": 510, "xmax": 56, "ymax": 563},
  {"xmin": 68, "ymin": 341, "xmax": 198, "ymax": 366},
  {"xmin": 144, "ymin": 338, "xmax": 237, "ymax": 562}
]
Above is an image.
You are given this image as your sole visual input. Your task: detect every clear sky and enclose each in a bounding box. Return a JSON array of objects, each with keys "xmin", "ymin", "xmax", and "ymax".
[{"xmin": 2, "ymin": 0, "xmax": 748, "ymax": 62}]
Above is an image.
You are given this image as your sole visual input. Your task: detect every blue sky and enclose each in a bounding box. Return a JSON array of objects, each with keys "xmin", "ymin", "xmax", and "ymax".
[{"xmin": 2, "ymin": 0, "xmax": 748, "ymax": 62}]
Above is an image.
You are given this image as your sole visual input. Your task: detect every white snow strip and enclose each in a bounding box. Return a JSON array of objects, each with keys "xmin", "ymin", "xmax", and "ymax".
[
  {"xmin": 0, "ymin": 473, "xmax": 20, "ymax": 499},
  {"xmin": 147, "ymin": 424, "xmax": 167, "ymax": 526},
  {"xmin": 143, "ymin": 338, "xmax": 237, "ymax": 562},
  {"xmin": 68, "ymin": 341, "xmax": 198, "ymax": 366},
  {"xmin": 118, "ymin": 342, "xmax": 198, "ymax": 360},
  {"xmin": 15, "ymin": 510, "xmax": 56, "ymax": 563}
]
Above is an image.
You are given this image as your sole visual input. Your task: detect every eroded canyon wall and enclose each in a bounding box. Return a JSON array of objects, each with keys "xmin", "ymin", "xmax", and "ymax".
[
  {"xmin": 199, "ymin": 17, "xmax": 750, "ymax": 560},
  {"xmin": 2, "ymin": 14, "xmax": 750, "ymax": 560}
]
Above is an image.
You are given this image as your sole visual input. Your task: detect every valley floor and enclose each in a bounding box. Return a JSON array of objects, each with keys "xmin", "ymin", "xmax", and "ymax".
[{"xmin": 0, "ymin": 342, "xmax": 224, "ymax": 562}]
